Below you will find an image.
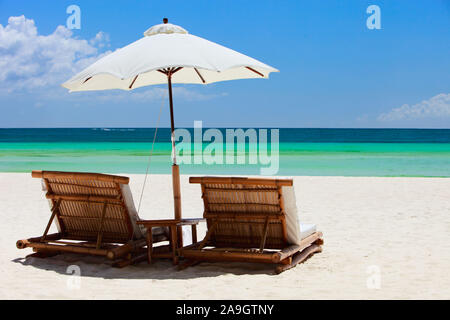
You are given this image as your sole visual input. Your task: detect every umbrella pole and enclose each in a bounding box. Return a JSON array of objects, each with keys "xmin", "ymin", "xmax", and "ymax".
[{"xmin": 167, "ymin": 71, "xmax": 183, "ymax": 248}]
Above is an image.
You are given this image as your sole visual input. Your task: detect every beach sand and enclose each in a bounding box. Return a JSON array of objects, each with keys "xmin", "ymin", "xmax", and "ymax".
[{"xmin": 1, "ymin": 173, "xmax": 449, "ymax": 299}]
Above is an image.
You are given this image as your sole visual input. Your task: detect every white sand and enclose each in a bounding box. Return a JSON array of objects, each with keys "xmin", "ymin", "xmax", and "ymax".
[{"xmin": 0, "ymin": 173, "xmax": 449, "ymax": 299}]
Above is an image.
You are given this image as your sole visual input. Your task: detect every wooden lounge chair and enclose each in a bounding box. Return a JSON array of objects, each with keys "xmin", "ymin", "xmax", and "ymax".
[
  {"xmin": 179, "ymin": 177, "xmax": 324, "ymax": 274},
  {"xmin": 16, "ymin": 170, "xmax": 168, "ymax": 267}
]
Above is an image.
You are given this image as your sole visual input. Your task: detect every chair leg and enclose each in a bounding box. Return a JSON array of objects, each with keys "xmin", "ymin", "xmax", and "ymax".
[
  {"xmin": 26, "ymin": 250, "xmax": 60, "ymax": 259},
  {"xmin": 112, "ymin": 253, "xmax": 147, "ymax": 268},
  {"xmin": 279, "ymin": 256, "xmax": 292, "ymax": 265},
  {"xmin": 146, "ymin": 228, "xmax": 153, "ymax": 264},
  {"xmin": 41, "ymin": 199, "xmax": 61, "ymax": 241},
  {"xmin": 177, "ymin": 259, "xmax": 200, "ymax": 271},
  {"xmin": 275, "ymin": 244, "xmax": 322, "ymax": 274},
  {"xmin": 191, "ymin": 225, "xmax": 197, "ymax": 243},
  {"xmin": 170, "ymin": 226, "xmax": 179, "ymax": 265}
]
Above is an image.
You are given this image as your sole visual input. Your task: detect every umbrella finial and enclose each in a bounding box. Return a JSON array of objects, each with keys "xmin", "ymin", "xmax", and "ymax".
[{"xmin": 144, "ymin": 19, "xmax": 188, "ymax": 36}]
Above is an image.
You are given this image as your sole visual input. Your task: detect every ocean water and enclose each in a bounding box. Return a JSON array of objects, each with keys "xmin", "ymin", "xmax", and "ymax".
[{"xmin": 0, "ymin": 128, "xmax": 449, "ymax": 177}]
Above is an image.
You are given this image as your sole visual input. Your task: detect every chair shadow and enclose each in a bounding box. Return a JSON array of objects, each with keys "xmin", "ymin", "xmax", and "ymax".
[{"xmin": 11, "ymin": 253, "xmax": 276, "ymax": 280}]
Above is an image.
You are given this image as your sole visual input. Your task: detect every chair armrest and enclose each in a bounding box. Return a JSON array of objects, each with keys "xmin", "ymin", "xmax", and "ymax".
[
  {"xmin": 178, "ymin": 218, "xmax": 206, "ymax": 226},
  {"xmin": 137, "ymin": 219, "xmax": 180, "ymax": 226}
]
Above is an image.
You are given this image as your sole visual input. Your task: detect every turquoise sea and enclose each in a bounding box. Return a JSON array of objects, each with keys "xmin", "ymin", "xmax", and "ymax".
[{"xmin": 0, "ymin": 128, "xmax": 449, "ymax": 177}]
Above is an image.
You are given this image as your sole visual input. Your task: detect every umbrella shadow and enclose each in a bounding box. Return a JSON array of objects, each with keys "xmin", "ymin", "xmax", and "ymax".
[{"xmin": 11, "ymin": 253, "xmax": 276, "ymax": 280}]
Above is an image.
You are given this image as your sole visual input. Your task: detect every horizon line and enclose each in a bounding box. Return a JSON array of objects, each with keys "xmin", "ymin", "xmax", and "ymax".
[{"xmin": 0, "ymin": 127, "xmax": 449, "ymax": 130}]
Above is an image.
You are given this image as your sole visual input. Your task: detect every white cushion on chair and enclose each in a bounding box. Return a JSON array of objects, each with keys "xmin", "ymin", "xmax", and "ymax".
[
  {"xmin": 121, "ymin": 184, "xmax": 168, "ymax": 240},
  {"xmin": 120, "ymin": 184, "xmax": 145, "ymax": 238},
  {"xmin": 282, "ymin": 185, "xmax": 317, "ymax": 244},
  {"xmin": 299, "ymin": 223, "xmax": 317, "ymax": 240}
]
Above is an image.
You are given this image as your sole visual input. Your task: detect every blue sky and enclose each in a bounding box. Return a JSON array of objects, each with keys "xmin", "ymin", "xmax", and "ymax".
[{"xmin": 0, "ymin": 0, "xmax": 449, "ymax": 128}]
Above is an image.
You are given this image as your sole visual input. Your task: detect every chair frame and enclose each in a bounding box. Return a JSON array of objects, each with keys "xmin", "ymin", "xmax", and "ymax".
[
  {"xmin": 16, "ymin": 170, "xmax": 165, "ymax": 267},
  {"xmin": 136, "ymin": 218, "xmax": 205, "ymax": 265},
  {"xmin": 179, "ymin": 177, "xmax": 323, "ymax": 274}
]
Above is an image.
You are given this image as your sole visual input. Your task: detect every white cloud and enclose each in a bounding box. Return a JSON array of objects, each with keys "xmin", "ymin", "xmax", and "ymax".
[
  {"xmin": 89, "ymin": 31, "xmax": 110, "ymax": 48},
  {"xmin": 77, "ymin": 86, "xmax": 221, "ymax": 103},
  {"xmin": 356, "ymin": 114, "xmax": 369, "ymax": 123},
  {"xmin": 0, "ymin": 15, "xmax": 111, "ymax": 93},
  {"xmin": 0, "ymin": 15, "xmax": 224, "ymax": 105},
  {"xmin": 29, "ymin": 86, "xmax": 226, "ymax": 109},
  {"xmin": 378, "ymin": 93, "xmax": 450, "ymax": 121}
]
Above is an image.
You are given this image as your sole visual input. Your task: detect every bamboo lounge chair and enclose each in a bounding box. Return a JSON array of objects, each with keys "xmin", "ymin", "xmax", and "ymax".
[
  {"xmin": 179, "ymin": 177, "xmax": 324, "ymax": 274},
  {"xmin": 16, "ymin": 170, "xmax": 168, "ymax": 267}
]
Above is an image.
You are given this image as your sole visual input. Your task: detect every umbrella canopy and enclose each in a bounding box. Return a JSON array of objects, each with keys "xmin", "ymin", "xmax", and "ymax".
[
  {"xmin": 62, "ymin": 19, "xmax": 278, "ymax": 246},
  {"xmin": 62, "ymin": 21, "xmax": 278, "ymax": 91}
]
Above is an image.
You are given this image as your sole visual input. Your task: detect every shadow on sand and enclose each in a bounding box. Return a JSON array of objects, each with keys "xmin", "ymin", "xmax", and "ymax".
[{"xmin": 12, "ymin": 253, "xmax": 277, "ymax": 280}]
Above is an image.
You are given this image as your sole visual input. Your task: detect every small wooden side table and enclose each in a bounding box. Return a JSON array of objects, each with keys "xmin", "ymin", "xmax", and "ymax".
[{"xmin": 137, "ymin": 218, "xmax": 205, "ymax": 265}]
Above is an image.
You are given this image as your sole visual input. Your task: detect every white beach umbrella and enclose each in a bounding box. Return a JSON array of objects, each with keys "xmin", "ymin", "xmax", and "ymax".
[{"xmin": 62, "ymin": 18, "xmax": 278, "ymax": 244}]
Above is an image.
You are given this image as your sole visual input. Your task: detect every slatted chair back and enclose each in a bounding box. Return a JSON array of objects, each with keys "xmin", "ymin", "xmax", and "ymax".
[
  {"xmin": 32, "ymin": 171, "xmax": 139, "ymax": 244},
  {"xmin": 190, "ymin": 177, "xmax": 293, "ymax": 249}
]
